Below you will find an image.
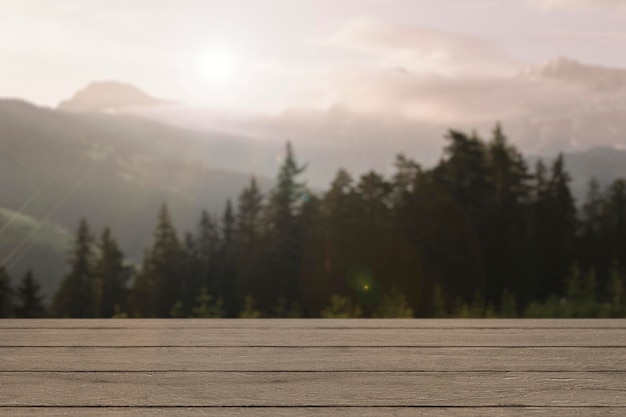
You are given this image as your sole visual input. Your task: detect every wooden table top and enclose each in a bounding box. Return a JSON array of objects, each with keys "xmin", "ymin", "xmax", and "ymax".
[{"xmin": 1, "ymin": 319, "xmax": 625, "ymax": 416}]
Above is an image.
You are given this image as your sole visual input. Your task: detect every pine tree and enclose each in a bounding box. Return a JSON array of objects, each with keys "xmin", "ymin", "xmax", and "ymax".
[
  {"xmin": 16, "ymin": 270, "xmax": 45, "ymax": 318},
  {"xmin": 604, "ymin": 180, "xmax": 626, "ymax": 270},
  {"xmin": 196, "ymin": 210, "xmax": 220, "ymax": 294},
  {"xmin": 217, "ymin": 200, "xmax": 238, "ymax": 316},
  {"xmin": 235, "ymin": 178, "xmax": 265, "ymax": 301},
  {"xmin": 530, "ymin": 155, "xmax": 577, "ymax": 299},
  {"xmin": 92, "ymin": 228, "xmax": 130, "ymax": 318},
  {"xmin": 579, "ymin": 178, "xmax": 608, "ymax": 279},
  {"xmin": 391, "ymin": 155, "xmax": 421, "ymax": 204},
  {"xmin": 420, "ymin": 130, "xmax": 493, "ymax": 308},
  {"xmin": 356, "ymin": 171, "xmax": 392, "ymax": 222},
  {"xmin": 0, "ymin": 267, "xmax": 13, "ymax": 318},
  {"xmin": 322, "ymin": 169, "xmax": 356, "ymax": 220},
  {"xmin": 485, "ymin": 124, "xmax": 531, "ymax": 305},
  {"xmin": 178, "ymin": 231, "xmax": 200, "ymax": 316},
  {"xmin": 132, "ymin": 204, "xmax": 184, "ymax": 317},
  {"xmin": 52, "ymin": 219, "xmax": 94, "ymax": 318},
  {"xmin": 261, "ymin": 142, "xmax": 307, "ymax": 310},
  {"xmin": 236, "ymin": 177, "xmax": 264, "ymax": 250}
]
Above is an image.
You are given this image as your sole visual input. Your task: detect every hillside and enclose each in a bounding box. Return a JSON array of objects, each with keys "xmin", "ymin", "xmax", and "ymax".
[
  {"xmin": 2, "ymin": 95, "xmax": 626, "ymax": 299},
  {"xmin": 57, "ymin": 81, "xmax": 167, "ymax": 112},
  {"xmin": 0, "ymin": 99, "xmax": 271, "ymax": 297}
]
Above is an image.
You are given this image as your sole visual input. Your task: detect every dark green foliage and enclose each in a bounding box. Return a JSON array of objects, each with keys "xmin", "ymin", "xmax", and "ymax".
[
  {"xmin": 52, "ymin": 219, "xmax": 94, "ymax": 318},
  {"xmin": 43, "ymin": 128, "xmax": 626, "ymax": 318},
  {"xmin": 195, "ymin": 210, "xmax": 220, "ymax": 299},
  {"xmin": 217, "ymin": 200, "xmax": 238, "ymax": 316},
  {"xmin": 484, "ymin": 125, "xmax": 531, "ymax": 305},
  {"xmin": 0, "ymin": 266, "xmax": 13, "ymax": 317},
  {"xmin": 190, "ymin": 288, "xmax": 225, "ymax": 318},
  {"xmin": 373, "ymin": 286, "xmax": 414, "ymax": 318},
  {"xmin": 92, "ymin": 228, "xmax": 130, "ymax": 318},
  {"xmin": 131, "ymin": 204, "xmax": 184, "ymax": 317},
  {"xmin": 257, "ymin": 142, "xmax": 308, "ymax": 312},
  {"xmin": 234, "ymin": 179, "xmax": 265, "ymax": 309},
  {"xmin": 320, "ymin": 294, "xmax": 362, "ymax": 318},
  {"xmin": 236, "ymin": 177, "xmax": 264, "ymax": 251},
  {"xmin": 16, "ymin": 270, "xmax": 45, "ymax": 318}
]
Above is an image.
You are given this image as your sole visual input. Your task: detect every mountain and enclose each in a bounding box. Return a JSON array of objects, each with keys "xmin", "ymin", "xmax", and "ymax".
[
  {"xmin": 562, "ymin": 147, "xmax": 626, "ymax": 201},
  {"xmin": 0, "ymin": 99, "xmax": 272, "ymax": 299},
  {"xmin": 57, "ymin": 81, "xmax": 167, "ymax": 113},
  {"xmin": 522, "ymin": 57, "xmax": 626, "ymax": 91},
  {"xmin": 0, "ymin": 207, "xmax": 71, "ymax": 298}
]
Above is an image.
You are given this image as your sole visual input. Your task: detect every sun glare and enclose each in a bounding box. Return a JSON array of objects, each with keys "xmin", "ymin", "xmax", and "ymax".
[{"xmin": 198, "ymin": 45, "xmax": 243, "ymax": 88}]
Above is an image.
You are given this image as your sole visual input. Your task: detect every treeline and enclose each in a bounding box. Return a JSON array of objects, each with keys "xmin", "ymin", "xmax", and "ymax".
[{"xmin": 2, "ymin": 124, "xmax": 626, "ymax": 318}]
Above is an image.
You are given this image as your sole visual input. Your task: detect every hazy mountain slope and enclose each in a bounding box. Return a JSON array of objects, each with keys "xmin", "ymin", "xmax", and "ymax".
[
  {"xmin": 0, "ymin": 99, "xmax": 271, "ymax": 296},
  {"xmin": 0, "ymin": 206, "xmax": 71, "ymax": 300},
  {"xmin": 562, "ymin": 147, "xmax": 626, "ymax": 202},
  {"xmin": 57, "ymin": 81, "xmax": 167, "ymax": 112}
]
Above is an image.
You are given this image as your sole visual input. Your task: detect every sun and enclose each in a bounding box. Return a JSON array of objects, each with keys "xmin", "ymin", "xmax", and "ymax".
[{"xmin": 198, "ymin": 44, "xmax": 243, "ymax": 88}]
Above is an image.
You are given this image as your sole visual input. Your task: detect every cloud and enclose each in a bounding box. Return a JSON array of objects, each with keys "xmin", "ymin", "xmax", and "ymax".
[
  {"xmin": 325, "ymin": 18, "xmax": 517, "ymax": 76},
  {"xmin": 534, "ymin": 30, "xmax": 626, "ymax": 41},
  {"xmin": 527, "ymin": 0, "xmax": 626, "ymax": 11},
  {"xmin": 333, "ymin": 69, "xmax": 572, "ymax": 123}
]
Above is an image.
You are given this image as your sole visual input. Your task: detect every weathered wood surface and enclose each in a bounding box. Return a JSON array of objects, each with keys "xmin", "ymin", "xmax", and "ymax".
[{"xmin": 1, "ymin": 319, "xmax": 624, "ymax": 416}]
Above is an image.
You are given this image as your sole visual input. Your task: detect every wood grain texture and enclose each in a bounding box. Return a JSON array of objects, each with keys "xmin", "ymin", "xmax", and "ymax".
[
  {"xmin": 0, "ymin": 347, "xmax": 624, "ymax": 372},
  {"xmin": 4, "ymin": 408, "xmax": 626, "ymax": 417},
  {"xmin": 2, "ymin": 318, "xmax": 625, "ymax": 329},
  {"xmin": 2, "ymin": 371, "xmax": 625, "ymax": 407},
  {"xmin": 0, "ymin": 319, "xmax": 624, "ymax": 416},
  {"xmin": 2, "ymin": 327, "xmax": 625, "ymax": 347}
]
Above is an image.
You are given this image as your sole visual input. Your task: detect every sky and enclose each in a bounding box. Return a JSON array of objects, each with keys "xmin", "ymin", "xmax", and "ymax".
[{"xmin": 1, "ymin": 0, "xmax": 625, "ymax": 111}]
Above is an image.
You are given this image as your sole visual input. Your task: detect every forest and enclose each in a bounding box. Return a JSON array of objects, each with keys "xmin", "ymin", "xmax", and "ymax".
[{"xmin": 2, "ymin": 124, "xmax": 626, "ymax": 318}]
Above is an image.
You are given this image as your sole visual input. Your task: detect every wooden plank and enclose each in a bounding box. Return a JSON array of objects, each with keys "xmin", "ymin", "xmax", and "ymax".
[
  {"xmin": 2, "ymin": 318, "xmax": 625, "ymax": 329},
  {"xmin": 2, "ymin": 407, "xmax": 626, "ymax": 417},
  {"xmin": 2, "ymin": 371, "xmax": 625, "ymax": 407},
  {"xmin": 1, "ymin": 327, "xmax": 624, "ymax": 347},
  {"xmin": 1, "ymin": 347, "xmax": 624, "ymax": 372},
  {"xmin": 2, "ymin": 319, "xmax": 622, "ymax": 415}
]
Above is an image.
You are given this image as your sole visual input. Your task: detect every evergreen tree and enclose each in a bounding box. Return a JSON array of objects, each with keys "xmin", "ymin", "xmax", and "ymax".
[
  {"xmin": 52, "ymin": 219, "xmax": 94, "ymax": 318},
  {"xmin": 92, "ymin": 228, "xmax": 130, "ymax": 318},
  {"xmin": 0, "ymin": 267, "xmax": 13, "ymax": 318},
  {"xmin": 261, "ymin": 141, "xmax": 307, "ymax": 311},
  {"xmin": 196, "ymin": 210, "xmax": 220, "ymax": 295},
  {"xmin": 235, "ymin": 178, "xmax": 265, "ymax": 301},
  {"xmin": 400, "ymin": 130, "xmax": 491, "ymax": 311},
  {"xmin": 391, "ymin": 154, "xmax": 421, "ymax": 205},
  {"xmin": 132, "ymin": 204, "xmax": 184, "ymax": 317},
  {"xmin": 217, "ymin": 200, "xmax": 238, "ymax": 316},
  {"xmin": 356, "ymin": 171, "xmax": 392, "ymax": 223},
  {"xmin": 579, "ymin": 178, "xmax": 608, "ymax": 279},
  {"xmin": 16, "ymin": 270, "xmax": 45, "ymax": 318},
  {"xmin": 528, "ymin": 156, "xmax": 578, "ymax": 300},
  {"xmin": 604, "ymin": 179, "xmax": 626, "ymax": 270},
  {"xmin": 236, "ymin": 177, "xmax": 264, "ymax": 250},
  {"xmin": 485, "ymin": 124, "xmax": 531, "ymax": 305},
  {"xmin": 322, "ymin": 169, "xmax": 358, "ymax": 222},
  {"xmin": 178, "ymin": 231, "xmax": 200, "ymax": 316}
]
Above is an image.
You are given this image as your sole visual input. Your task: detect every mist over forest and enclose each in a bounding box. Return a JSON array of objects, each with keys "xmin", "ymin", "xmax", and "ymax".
[{"xmin": 2, "ymin": 115, "xmax": 626, "ymax": 318}]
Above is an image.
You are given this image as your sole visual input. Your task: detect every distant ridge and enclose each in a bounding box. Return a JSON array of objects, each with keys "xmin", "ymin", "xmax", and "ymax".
[
  {"xmin": 521, "ymin": 57, "xmax": 626, "ymax": 90},
  {"xmin": 58, "ymin": 80, "xmax": 167, "ymax": 113}
]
